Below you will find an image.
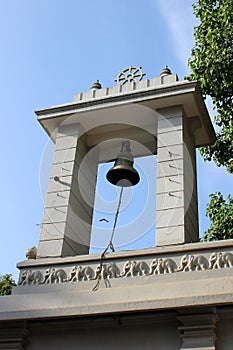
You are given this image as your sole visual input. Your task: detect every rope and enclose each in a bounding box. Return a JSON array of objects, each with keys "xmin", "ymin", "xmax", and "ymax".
[{"xmin": 92, "ymin": 187, "xmax": 124, "ymax": 291}]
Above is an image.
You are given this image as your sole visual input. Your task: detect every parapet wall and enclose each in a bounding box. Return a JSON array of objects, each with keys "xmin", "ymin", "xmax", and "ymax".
[{"xmin": 0, "ymin": 239, "xmax": 230, "ymax": 321}]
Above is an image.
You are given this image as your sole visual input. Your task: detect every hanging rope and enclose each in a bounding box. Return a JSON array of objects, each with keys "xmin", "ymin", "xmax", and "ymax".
[{"xmin": 92, "ymin": 187, "xmax": 124, "ymax": 291}]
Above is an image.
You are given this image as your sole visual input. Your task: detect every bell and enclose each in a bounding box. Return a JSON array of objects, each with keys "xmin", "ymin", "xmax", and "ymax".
[{"xmin": 106, "ymin": 140, "xmax": 140, "ymax": 187}]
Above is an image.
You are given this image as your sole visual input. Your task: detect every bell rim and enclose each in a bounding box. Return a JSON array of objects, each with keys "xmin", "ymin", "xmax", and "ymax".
[{"xmin": 106, "ymin": 164, "xmax": 140, "ymax": 187}]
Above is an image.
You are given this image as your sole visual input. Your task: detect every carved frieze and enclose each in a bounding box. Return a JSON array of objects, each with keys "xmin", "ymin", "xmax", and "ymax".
[
  {"xmin": 120, "ymin": 261, "xmax": 149, "ymax": 277},
  {"xmin": 149, "ymin": 258, "xmax": 177, "ymax": 275},
  {"xmin": 208, "ymin": 252, "xmax": 233, "ymax": 269},
  {"xmin": 176, "ymin": 254, "xmax": 208, "ymax": 272},
  {"xmin": 18, "ymin": 251, "xmax": 233, "ymax": 286}
]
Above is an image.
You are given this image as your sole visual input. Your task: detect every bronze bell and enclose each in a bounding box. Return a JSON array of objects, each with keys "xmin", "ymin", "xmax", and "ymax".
[{"xmin": 106, "ymin": 140, "xmax": 140, "ymax": 187}]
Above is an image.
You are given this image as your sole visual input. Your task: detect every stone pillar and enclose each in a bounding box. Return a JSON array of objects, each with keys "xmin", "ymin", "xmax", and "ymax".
[
  {"xmin": 156, "ymin": 106, "xmax": 199, "ymax": 246},
  {"xmin": 177, "ymin": 310, "xmax": 218, "ymax": 349},
  {"xmin": 37, "ymin": 123, "xmax": 99, "ymax": 258},
  {"xmin": 0, "ymin": 322, "xmax": 29, "ymax": 349}
]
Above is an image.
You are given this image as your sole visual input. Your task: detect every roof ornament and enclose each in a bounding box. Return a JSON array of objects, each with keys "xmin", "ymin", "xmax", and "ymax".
[
  {"xmin": 160, "ymin": 65, "xmax": 172, "ymax": 77},
  {"xmin": 115, "ymin": 66, "xmax": 146, "ymax": 85},
  {"xmin": 90, "ymin": 80, "xmax": 102, "ymax": 90}
]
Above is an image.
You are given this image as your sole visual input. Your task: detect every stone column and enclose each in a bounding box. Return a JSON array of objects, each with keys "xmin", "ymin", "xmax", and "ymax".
[
  {"xmin": 177, "ymin": 309, "xmax": 218, "ymax": 349},
  {"xmin": 37, "ymin": 123, "xmax": 99, "ymax": 258},
  {"xmin": 0, "ymin": 322, "xmax": 29, "ymax": 349},
  {"xmin": 156, "ymin": 106, "xmax": 199, "ymax": 246}
]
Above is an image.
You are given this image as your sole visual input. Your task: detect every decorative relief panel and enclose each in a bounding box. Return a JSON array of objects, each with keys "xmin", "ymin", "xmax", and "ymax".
[{"xmin": 18, "ymin": 252, "xmax": 233, "ymax": 286}]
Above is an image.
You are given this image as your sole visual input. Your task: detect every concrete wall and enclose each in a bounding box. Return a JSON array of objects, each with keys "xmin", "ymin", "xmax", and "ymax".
[
  {"xmin": 27, "ymin": 315, "xmax": 181, "ymax": 350},
  {"xmin": 2, "ymin": 308, "xmax": 233, "ymax": 349}
]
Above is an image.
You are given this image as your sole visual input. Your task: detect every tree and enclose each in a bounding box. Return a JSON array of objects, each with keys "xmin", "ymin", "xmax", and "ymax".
[
  {"xmin": 0, "ymin": 274, "xmax": 16, "ymax": 296},
  {"xmin": 188, "ymin": 0, "xmax": 233, "ymax": 241},
  {"xmin": 202, "ymin": 192, "xmax": 233, "ymax": 241},
  {"xmin": 188, "ymin": 0, "xmax": 233, "ymax": 173}
]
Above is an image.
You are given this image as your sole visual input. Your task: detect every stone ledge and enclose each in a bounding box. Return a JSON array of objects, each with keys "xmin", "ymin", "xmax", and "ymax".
[
  {"xmin": 1, "ymin": 269, "xmax": 233, "ymax": 321},
  {"xmin": 0, "ymin": 241, "xmax": 231, "ymax": 322},
  {"xmin": 15, "ymin": 240, "xmax": 233, "ymax": 289},
  {"xmin": 0, "ymin": 240, "xmax": 229, "ymax": 320},
  {"xmin": 35, "ymin": 82, "xmax": 197, "ymax": 121},
  {"xmin": 17, "ymin": 239, "xmax": 233, "ymax": 268}
]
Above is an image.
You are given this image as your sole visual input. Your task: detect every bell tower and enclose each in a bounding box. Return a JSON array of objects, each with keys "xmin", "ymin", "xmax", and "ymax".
[
  {"xmin": 4, "ymin": 67, "xmax": 233, "ymax": 350},
  {"xmin": 35, "ymin": 66, "xmax": 215, "ymax": 258}
]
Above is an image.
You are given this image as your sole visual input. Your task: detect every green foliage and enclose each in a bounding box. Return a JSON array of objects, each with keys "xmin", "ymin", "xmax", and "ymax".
[
  {"xmin": 188, "ymin": 0, "xmax": 233, "ymax": 173},
  {"xmin": 0, "ymin": 274, "xmax": 16, "ymax": 296},
  {"xmin": 202, "ymin": 192, "xmax": 233, "ymax": 241}
]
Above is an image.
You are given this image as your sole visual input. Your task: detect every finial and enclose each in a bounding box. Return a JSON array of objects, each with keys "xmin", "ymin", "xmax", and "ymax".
[
  {"xmin": 160, "ymin": 66, "xmax": 172, "ymax": 77},
  {"xmin": 90, "ymin": 80, "xmax": 102, "ymax": 90}
]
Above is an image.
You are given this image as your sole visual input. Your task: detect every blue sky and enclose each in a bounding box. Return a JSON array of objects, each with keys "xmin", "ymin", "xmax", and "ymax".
[{"xmin": 0, "ymin": 0, "xmax": 232, "ymax": 280}]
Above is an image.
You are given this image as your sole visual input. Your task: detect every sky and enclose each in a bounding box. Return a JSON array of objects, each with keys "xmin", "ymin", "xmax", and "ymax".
[{"xmin": 0, "ymin": 0, "xmax": 232, "ymax": 280}]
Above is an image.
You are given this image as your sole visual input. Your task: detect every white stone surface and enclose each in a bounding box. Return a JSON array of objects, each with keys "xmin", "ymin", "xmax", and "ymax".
[
  {"xmin": 156, "ymin": 192, "xmax": 184, "ymax": 211},
  {"xmin": 53, "ymin": 148, "xmax": 76, "ymax": 164},
  {"xmin": 156, "ymin": 175, "xmax": 184, "ymax": 193},
  {"xmin": 38, "ymin": 122, "xmax": 98, "ymax": 257},
  {"xmin": 73, "ymin": 74, "xmax": 178, "ymax": 102}
]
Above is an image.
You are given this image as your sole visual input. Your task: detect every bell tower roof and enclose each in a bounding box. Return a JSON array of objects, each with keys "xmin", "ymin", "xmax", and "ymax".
[{"xmin": 35, "ymin": 72, "xmax": 216, "ymax": 154}]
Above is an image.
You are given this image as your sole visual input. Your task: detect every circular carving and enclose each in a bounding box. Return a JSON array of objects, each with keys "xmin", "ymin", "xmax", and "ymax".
[{"xmin": 115, "ymin": 66, "xmax": 146, "ymax": 85}]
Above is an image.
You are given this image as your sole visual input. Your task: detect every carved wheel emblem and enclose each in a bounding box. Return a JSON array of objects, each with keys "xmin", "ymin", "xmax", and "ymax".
[{"xmin": 115, "ymin": 66, "xmax": 146, "ymax": 85}]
